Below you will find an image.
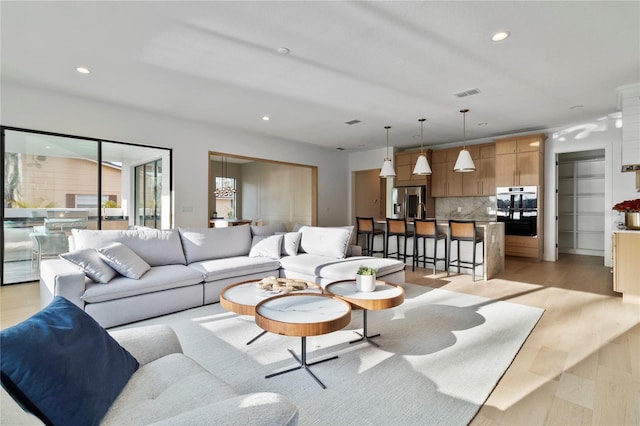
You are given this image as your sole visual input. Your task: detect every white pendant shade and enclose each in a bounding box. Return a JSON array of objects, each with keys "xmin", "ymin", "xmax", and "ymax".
[
  {"xmin": 453, "ymin": 148, "xmax": 476, "ymax": 172},
  {"xmin": 380, "ymin": 159, "xmax": 396, "ymax": 178},
  {"xmin": 412, "ymin": 154, "xmax": 432, "ymax": 175}
]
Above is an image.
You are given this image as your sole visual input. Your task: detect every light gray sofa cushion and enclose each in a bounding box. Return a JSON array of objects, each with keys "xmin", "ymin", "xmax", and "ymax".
[
  {"xmin": 179, "ymin": 226, "xmax": 252, "ymax": 264},
  {"xmin": 279, "ymin": 254, "xmax": 404, "ymax": 280},
  {"xmin": 250, "ymin": 223, "xmax": 287, "ymax": 236},
  {"xmin": 188, "ymin": 256, "xmax": 281, "ymax": 282},
  {"xmin": 102, "ymin": 353, "xmax": 298, "ymax": 426},
  {"xmin": 71, "ymin": 229, "xmax": 186, "ymax": 266},
  {"xmin": 148, "ymin": 392, "xmax": 299, "ymax": 426},
  {"xmin": 97, "ymin": 242, "xmax": 151, "ymax": 279},
  {"xmin": 314, "ymin": 256, "xmax": 406, "ymax": 280},
  {"xmin": 102, "ymin": 353, "xmax": 238, "ymax": 425},
  {"xmin": 298, "ymin": 226, "xmax": 352, "ymax": 258},
  {"xmin": 82, "ymin": 265, "xmax": 203, "ymax": 303}
]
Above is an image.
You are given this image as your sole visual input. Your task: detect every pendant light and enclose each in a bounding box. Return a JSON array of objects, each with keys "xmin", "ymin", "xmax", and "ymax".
[
  {"xmin": 214, "ymin": 156, "xmax": 236, "ymax": 197},
  {"xmin": 453, "ymin": 108, "xmax": 476, "ymax": 173},
  {"xmin": 379, "ymin": 125, "xmax": 396, "ymax": 178},
  {"xmin": 412, "ymin": 118, "xmax": 432, "ymax": 175}
]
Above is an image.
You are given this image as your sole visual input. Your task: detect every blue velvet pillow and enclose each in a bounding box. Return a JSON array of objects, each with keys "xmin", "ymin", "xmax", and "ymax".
[{"xmin": 0, "ymin": 296, "xmax": 139, "ymax": 426}]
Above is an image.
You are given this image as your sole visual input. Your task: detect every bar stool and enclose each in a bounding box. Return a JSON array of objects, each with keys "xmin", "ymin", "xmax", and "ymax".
[
  {"xmin": 385, "ymin": 218, "xmax": 414, "ymax": 264},
  {"xmin": 412, "ymin": 219, "xmax": 447, "ymax": 274},
  {"xmin": 355, "ymin": 217, "xmax": 384, "ymax": 256},
  {"xmin": 447, "ymin": 220, "xmax": 484, "ymax": 282}
]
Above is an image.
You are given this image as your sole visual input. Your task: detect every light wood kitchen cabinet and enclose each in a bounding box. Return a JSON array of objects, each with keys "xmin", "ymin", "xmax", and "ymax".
[
  {"xmin": 495, "ymin": 134, "xmax": 546, "ymax": 187},
  {"xmin": 394, "ymin": 151, "xmax": 430, "ymax": 187},
  {"xmin": 461, "ymin": 143, "xmax": 495, "ymax": 196},
  {"xmin": 495, "ymin": 133, "xmax": 546, "ymax": 260},
  {"xmin": 505, "ymin": 235, "xmax": 540, "ymax": 259},
  {"xmin": 612, "ymin": 231, "xmax": 640, "ymax": 303},
  {"xmin": 430, "ymin": 148, "xmax": 462, "ymax": 197}
]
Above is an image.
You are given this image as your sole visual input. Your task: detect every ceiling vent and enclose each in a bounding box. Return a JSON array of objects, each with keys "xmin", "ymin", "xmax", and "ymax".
[
  {"xmin": 453, "ymin": 88, "xmax": 482, "ymax": 98},
  {"xmin": 344, "ymin": 119, "xmax": 361, "ymax": 125},
  {"xmin": 336, "ymin": 147, "xmax": 346, "ymax": 151}
]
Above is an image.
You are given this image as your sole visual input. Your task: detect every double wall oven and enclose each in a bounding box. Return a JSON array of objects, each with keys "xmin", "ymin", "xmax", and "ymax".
[{"xmin": 496, "ymin": 186, "xmax": 538, "ymax": 236}]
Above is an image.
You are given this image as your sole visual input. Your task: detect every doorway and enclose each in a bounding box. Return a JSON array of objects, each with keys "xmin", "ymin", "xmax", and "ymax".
[
  {"xmin": 353, "ymin": 169, "xmax": 386, "ymax": 220},
  {"xmin": 557, "ymin": 149, "xmax": 606, "ymax": 256}
]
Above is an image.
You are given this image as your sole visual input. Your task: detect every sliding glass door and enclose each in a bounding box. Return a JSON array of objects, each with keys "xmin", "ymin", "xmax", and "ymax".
[
  {"xmin": 2, "ymin": 127, "xmax": 172, "ymax": 285},
  {"xmin": 134, "ymin": 159, "xmax": 163, "ymax": 229}
]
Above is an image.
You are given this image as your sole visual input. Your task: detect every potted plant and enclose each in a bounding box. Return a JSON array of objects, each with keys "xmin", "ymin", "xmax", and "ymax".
[
  {"xmin": 102, "ymin": 200, "xmax": 123, "ymax": 218},
  {"xmin": 612, "ymin": 199, "xmax": 640, "ymax": 230},
  {"xmin": 355, "ymin": 265, "xmax": 377, "ymax": 292}
]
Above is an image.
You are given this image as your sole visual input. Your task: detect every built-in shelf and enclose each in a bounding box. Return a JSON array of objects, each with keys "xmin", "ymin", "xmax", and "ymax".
[{"xmin": 557, "ymin": 151, "xmax": 605, "ymax": 256}]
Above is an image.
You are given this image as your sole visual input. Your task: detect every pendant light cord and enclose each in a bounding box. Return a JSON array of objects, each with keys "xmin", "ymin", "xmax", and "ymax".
[
  {"xmin": 385, "ymin": 125, "xmax": 391, "ymax": 160},
  {"xmin": 460, "ymin": 109, "xmax": 469, "ymax": 149},
  {"xmin": 419, "ymin": 118, "xmax": 426, "ymax": 154}
]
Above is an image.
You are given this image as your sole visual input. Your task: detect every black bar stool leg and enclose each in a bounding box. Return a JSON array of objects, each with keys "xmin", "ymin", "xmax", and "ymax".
[
  {"xmin": 472, "ymin": 240, "xmax": 476, "ymax": 282},
  {"xmin": 432, "ymin": 238, "xmax": 437, "ymax": 276}
]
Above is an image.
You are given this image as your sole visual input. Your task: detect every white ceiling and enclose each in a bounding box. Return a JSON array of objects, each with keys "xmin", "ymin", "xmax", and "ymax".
[{"xmin": 1, "ymin": 1, "xmax": 638, "ymax": 151}]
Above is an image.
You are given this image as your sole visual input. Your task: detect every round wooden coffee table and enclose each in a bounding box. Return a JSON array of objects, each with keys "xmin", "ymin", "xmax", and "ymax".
[
  {"xmin": 255, "ymin": 293, "xmax": 351, "ymax": 389},
  {"xmin": 220, "ymin": 278, "xmax": 321, "ymax": 345},
  {"xmin": 325, "ymin": 279, "xmax": 404, "ymax": 347}
]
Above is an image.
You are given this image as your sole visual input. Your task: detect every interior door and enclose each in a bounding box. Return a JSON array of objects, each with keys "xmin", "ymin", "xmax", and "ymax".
[{"xmin": 354, "ymin": 169, "xmax": 385, "ymax": 220}]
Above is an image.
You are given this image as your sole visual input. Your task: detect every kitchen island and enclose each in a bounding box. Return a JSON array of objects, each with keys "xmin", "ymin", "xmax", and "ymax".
[
  {"xmin": 612, "ymin": 230, "xmax": 640, "ymax": 304},
  {"xmin": 373, "ymin": 219, "xmax": 505, "ymax": 280}
]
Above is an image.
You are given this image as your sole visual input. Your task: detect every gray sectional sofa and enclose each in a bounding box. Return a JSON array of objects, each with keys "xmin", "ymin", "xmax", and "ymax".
[{"xmin": 40, "ymin": 223, "xmax": 405, "ymax": 328}]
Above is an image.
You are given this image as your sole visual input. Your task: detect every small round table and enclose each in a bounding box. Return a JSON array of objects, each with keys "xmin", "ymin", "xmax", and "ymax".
[
  {"xmin": 255, "ymin": 293, "xmax": 351, "ymax": 389},
  {"xmin": 220, "ymin": 279, "xmax": 321, "ymax": 345},
  {"xmin": 325, "ymin": 280, "xmax": 404, "ymax": 347}
]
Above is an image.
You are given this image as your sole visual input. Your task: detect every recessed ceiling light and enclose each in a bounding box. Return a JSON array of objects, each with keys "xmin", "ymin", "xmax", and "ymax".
[
  {"xmin": 276, "ymin": 47, "xmax": 290, "ymax": 55},
  {"xmin": 262, "ymin": 116, "xmax": 270, "ymax": 121},
  {"xmin": 75, "ymin": 67, "xmax": 91, "ymax": 74},
  {"xmin": 477, "ymin": 122, "xmax": 489, "ymax": 127},
  {"xmin": 491, "ymin": 31, "xmax": 510, "ymax": 42}
]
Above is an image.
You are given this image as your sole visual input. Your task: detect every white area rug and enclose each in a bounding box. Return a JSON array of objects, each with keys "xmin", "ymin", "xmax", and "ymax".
[{"xmin": 121, "ymin": 284, "xmax": 544, "ymax": 425}]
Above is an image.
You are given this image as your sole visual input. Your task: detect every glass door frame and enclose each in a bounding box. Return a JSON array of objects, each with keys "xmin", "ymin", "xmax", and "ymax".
[{"xmin": 1, "ymin": 125, "xmax": 173, "ymax": 284}]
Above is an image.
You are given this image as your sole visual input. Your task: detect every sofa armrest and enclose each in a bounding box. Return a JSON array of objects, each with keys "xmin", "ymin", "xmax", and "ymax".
[
  {"xmin": 149, "ymin": 393, "xmax": 299, "ymax": 426},
  {"xmin": 39, "ymin": 259, "xmax": 87, "ymax": 310},
  {"xmin": 109, "ymin": 325, "xmax": 183, "ymax": 365}
]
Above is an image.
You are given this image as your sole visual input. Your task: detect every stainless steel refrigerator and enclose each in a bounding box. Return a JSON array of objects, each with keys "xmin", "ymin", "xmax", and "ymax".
[{"xmin": 391, "ymin": 186, "xmax": 425, "ymax": 220}]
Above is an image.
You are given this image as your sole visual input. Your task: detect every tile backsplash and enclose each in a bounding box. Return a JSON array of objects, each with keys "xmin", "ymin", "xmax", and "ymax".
[{"xmin": 435, "ymin": 196, "xmax": 497, "ymax": 221}]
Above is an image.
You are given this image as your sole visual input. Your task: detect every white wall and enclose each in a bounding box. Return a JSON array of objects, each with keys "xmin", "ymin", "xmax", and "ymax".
[{"xmin": 1, "ymin": 81, "xmax": 350, "ymax": 227}]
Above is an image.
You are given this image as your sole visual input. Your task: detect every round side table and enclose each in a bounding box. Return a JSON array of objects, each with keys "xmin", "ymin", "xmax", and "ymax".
[
  {"xmin": 325, "ymin": 280, "xmax": 404, "ymax": 347},
  {"xmin": 255, "ymin": 293, "xmax": 351, "ymax": 389},
  {"xmin": 220, "ymin": 279, "xmax": 320, "ymax": 345}
]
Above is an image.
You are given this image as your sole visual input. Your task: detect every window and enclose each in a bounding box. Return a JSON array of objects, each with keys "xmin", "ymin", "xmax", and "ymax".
[{"xmin": 134, "ymin": 159, "xmax": 162, "ymax": 228}]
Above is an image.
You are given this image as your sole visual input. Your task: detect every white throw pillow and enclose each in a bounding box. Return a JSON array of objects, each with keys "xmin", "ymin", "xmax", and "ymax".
[
  {"xmin": 97, "ymin": 242, "xmax": 151, "ymax": 279},
  {"xmin": 249, "ymin": 234, "xmax": 284, "ymax": 260},
  {"xmin": 276, "ymin": 232, "xmax": 302, "ymax": 256},
  {"xmin": 298, "ymin": 226, "xmax": 352, "ymax": 259},
  {"xmin": 59, "ymin": 249, "xmax": 117, "ymax": 284}
]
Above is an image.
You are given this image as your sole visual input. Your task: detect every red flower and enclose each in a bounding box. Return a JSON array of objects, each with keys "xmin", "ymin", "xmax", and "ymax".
[{"xmin": 612, "ymin": 199, "xmax": 640, "ymax": 213}]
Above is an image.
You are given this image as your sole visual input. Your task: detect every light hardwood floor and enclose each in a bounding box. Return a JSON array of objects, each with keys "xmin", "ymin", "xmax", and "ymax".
[{"xmin": 1, "ymin": 254, "xmax": 638, "ymax": 425}]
